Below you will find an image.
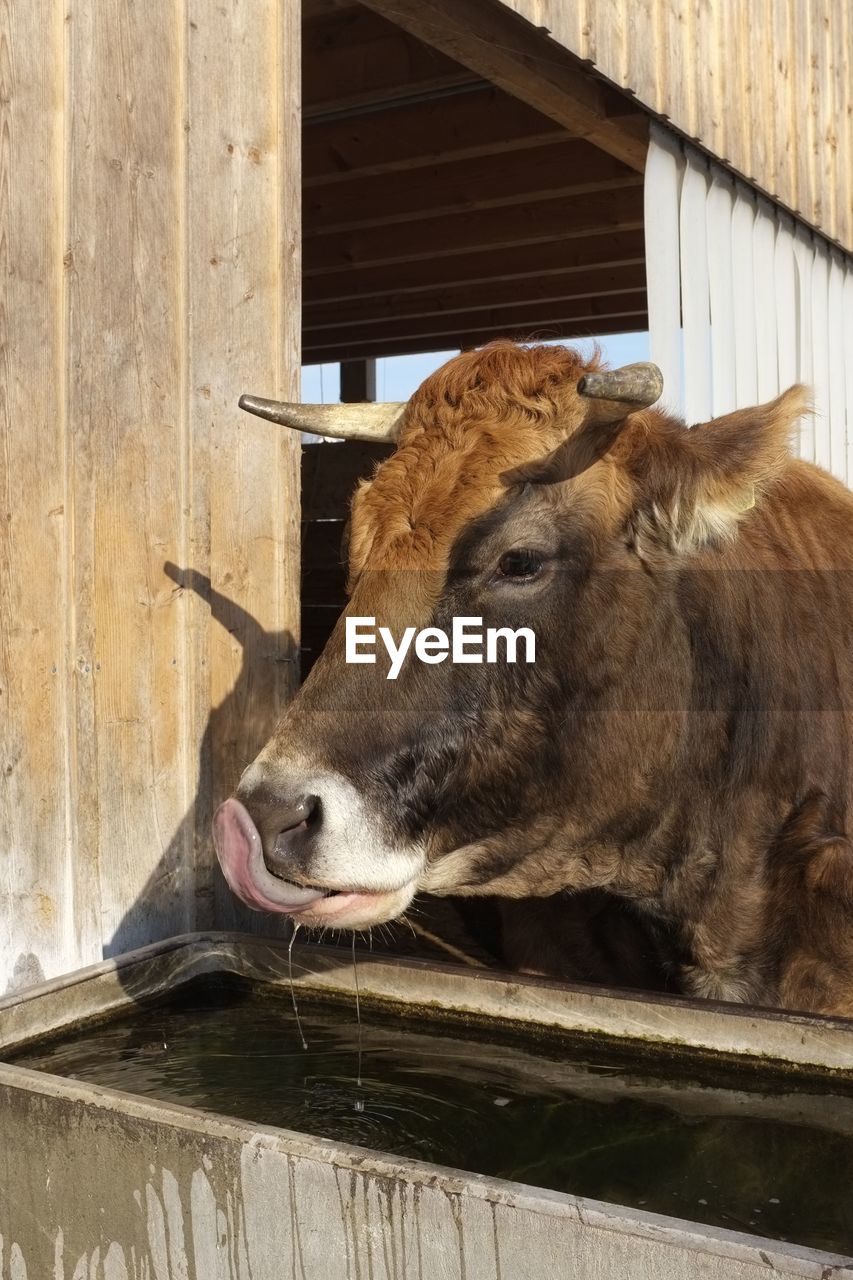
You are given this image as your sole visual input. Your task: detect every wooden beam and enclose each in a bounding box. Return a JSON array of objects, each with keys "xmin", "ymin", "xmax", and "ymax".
[
  {"xmin": 304, "ymin": 301, "xmax": 649, "ymax": 364},
  {"xmin": 303, "ymin": 6, "xmax": 481, "ymax": 120},
  {"xmin": 340, "ymin": 358, "xmax": 377, "ymax": 402},
  {"xmin": 304, "ymin": 138, "xmax": 640, "ymax": 236},
  {"xmin": 304, "ymin": 188, "xmax": 645, "ymax": 273},
  {"xmin": 303, "ymin": 85, "xmax": 563, "ymax": 185},
  {"xmin": 358, "ymin": 0, "xmax": 649, "ymax": 171},
  {"xmin": 306, "ymin": 291, "xmax": 647, "ymax": 348},
  {"xmin": 305, "ymin": 313, "xmax": 649, "ymax": 365},
  {"xmin": 304, "ymin": 228, "xmax": 647, "ymax": 304},
  {"xmin": 304, "ymin": 263, "xmax": 648, "ymax": 332}
]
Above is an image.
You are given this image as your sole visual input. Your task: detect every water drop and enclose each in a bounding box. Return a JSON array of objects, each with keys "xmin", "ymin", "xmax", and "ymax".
[
  {"xmin": 288, "ymin": 923, "xmax": 308, "ymax": 1050},
  {"xmin": 352, "ymin": 934, "xmax": 363, "ymax": 1089}
]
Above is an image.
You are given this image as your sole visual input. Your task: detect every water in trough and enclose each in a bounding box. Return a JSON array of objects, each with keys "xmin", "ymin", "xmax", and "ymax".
[{"xmin": 10, "ymin": 975, "xmax": 853, "ymax": 1256}]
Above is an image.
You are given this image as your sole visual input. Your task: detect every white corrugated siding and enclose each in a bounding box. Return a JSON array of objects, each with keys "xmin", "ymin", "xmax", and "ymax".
[{"xmin": 645, "ymin": 125, "xmax": 853, "ymax": 486}]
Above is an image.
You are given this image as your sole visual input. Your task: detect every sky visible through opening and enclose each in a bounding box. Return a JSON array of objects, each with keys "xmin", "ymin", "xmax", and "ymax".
[{"xmin": 302, "ymin": 332, "xmax": 651, "ymax": 404}]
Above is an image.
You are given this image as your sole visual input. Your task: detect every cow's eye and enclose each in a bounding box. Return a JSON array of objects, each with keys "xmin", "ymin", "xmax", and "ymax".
[{"xmin": 497, "ymin": 549, "xmax": 543, "ymax": 579}]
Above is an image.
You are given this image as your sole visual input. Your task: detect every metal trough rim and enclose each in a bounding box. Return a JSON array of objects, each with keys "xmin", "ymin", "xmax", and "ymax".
[
  {"xmin": 2, "ymin": 932, "xmax": 853, "ymax": 1275},
  {"xmin": 3, "ymin": 930, "xmax": 853, "ymax": 1072}
]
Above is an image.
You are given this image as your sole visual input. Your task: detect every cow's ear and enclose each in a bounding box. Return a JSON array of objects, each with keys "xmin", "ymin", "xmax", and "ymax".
[{"xmin": 631, "ymin": 385, "xmax": 810, "ymax": 553}]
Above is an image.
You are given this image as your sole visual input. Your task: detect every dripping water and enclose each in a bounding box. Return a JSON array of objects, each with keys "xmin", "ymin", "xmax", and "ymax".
[
  {"xmin": 352, "ymin": 933, "xmax": 365, "ymax": 1109},
  {"xmin": 288, "ymin": 922, "xmax": 308, "ymax": 1050}
]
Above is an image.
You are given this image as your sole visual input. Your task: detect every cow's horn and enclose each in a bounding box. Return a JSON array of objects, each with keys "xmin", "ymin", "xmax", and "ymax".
[
  {"xmin": 238, "ymin": 394, "xmax": 406, "ymax": 443},
  {"xmin": 577, "ymin": 363, "xmax": 663, "ymax": 423}
]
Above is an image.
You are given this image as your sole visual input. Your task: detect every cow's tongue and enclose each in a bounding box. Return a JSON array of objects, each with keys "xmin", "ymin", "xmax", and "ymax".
[{"xmin": 213, "ymin": 797, "xmax": 327, "ymax": 913}]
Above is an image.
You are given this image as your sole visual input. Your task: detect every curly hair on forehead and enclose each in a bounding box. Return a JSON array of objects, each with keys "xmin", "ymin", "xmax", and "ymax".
[{"xmin": 404, "ymin": 340, "xmax": 605, "ymax": 429}]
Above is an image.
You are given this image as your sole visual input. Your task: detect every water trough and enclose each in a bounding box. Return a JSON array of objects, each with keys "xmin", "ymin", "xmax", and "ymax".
[{"xmin": 1, "ymin": 932, "xmax": 852, "ymax": 1279}]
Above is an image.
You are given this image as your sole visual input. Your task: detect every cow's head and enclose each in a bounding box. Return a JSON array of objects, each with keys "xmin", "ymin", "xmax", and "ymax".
[{"xmin": 213, "ymin": 342, "xmax": 806, "ymax": 931}]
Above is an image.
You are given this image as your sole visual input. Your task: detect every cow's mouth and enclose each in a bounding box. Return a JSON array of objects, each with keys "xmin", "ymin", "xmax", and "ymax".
[{"xmin": 213, "ymin": 797, "xmax": 418, "ymax": 927}]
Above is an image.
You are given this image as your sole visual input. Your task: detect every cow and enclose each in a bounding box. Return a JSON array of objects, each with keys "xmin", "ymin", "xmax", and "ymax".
[{"xmin": 214, "ymin": 340, "xmax": 853, "ymax": 1016}]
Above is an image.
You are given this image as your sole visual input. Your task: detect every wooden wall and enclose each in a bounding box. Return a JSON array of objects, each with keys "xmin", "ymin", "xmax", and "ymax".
[
  {"xmin": 496, "ymin": 0, "xmax": 853, "ymax": 254},
  {"xmin": 0, "ymin": 0, "xmax": 301, "ymax": 990}
]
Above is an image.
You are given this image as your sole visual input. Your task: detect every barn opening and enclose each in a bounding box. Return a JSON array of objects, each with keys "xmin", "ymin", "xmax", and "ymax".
[
  {"xmin": 298, "ymin": 0, "xmax": 651, "ymax": 678},
  {"xmin": 296, "ymin": 1, "xmax": 853, "ymax": 684}
]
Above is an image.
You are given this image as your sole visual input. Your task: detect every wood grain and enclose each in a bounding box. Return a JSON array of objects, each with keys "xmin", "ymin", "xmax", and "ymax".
[
  {"xmin": 495, "ymin": 0, "xmax": 852, "ymax": 251},
  {"xmin": 0, "ymin": 0, "xmax": 67, "ymax": 987},
  {"xmin": 187, "ymin": 0, "xmax": 302, "ymax": 936},
  {"xmin": 66, "ymin": 0, "xmax": 192, "ymax": 956},
  {"xmin": 0, "ymin": 0, "xmax": 302, "ymax": 985}
]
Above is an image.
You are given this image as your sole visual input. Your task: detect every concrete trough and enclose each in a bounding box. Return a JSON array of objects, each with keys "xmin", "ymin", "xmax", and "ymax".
[{"xmin": 1, "ymin": 931, "xmax": 852, "ymax": 1279}]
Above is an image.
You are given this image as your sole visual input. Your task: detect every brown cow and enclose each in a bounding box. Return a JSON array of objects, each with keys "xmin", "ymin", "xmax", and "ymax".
[{"xmin": 214, "ymin": 341, "xmax": 853, "ymax": 1016}]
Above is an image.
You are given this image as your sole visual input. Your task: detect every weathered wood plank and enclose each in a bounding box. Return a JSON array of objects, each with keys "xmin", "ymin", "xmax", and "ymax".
[
  {"xmin": 771, "ymin": 0, "xmax": 797, "ymax": 211},
  {"xmin": 1, "ymin": 0, "xmax": 303, "ymax": 986},
  {"xmin": 0, "ymin": 0, "xmax": 67, "ymax": 989},
  {"xmin": 187, "ymin": 0, "xmax": 302, "ymax": 936},
  {"xmin": 834, "ymin": 2, "xmax": 852, "ymax": 251},
  {"xmin": 499, "ymin": 0, "xmax": 852, "ymax": 251},
  {"xmin": 811, "ymin": 0, "xmax": 836, "ymax": 238},
  {"xmin": 510, "ymin": 0, "xmax": 590, "ymax": 58},
  {"xmin": 587, "ymin": 0, "xmax": 629, "ymax": 92},
  {"xmin": 791, "ymin": 0, "xmax": 817, "ymax": 227},
  {"xmin": 66, "ymin": 0, "xmax": 191, "ymax": 959},
  {"xmin": 693, "ymin": 0, "xmax": 724, "ymax": 161},
  {"xmin": 622, "ymin": 0, "xmax": 661, "ymax": 128}
]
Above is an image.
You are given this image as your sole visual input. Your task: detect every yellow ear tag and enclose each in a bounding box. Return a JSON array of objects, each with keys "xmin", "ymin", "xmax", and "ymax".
[{"xmin": 738, "ymin": 485, "xmax": 756, "ymax": 513}]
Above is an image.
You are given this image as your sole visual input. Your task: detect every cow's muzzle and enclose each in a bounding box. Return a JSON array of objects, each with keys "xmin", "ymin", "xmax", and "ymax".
[
  {"xmin": 213, "ymin": 798, "xmax": 329, "ymax": 913},
  {"xmin": 213, "ymin": 763, "xmax": 425, "ymax": 928}
]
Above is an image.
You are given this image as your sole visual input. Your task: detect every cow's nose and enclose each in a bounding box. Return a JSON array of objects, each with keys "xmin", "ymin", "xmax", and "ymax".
[{"xmin": 264, "ymin": 794, "xmax": 320, "ymax": 878}]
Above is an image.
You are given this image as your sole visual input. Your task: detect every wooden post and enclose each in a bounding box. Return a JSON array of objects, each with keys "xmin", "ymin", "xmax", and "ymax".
[{"xmin": 340, "ymin": 359, "xmax": 378, "ymax": 403}]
